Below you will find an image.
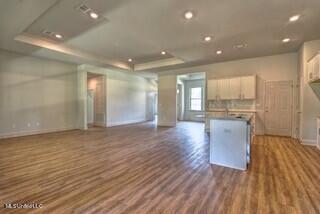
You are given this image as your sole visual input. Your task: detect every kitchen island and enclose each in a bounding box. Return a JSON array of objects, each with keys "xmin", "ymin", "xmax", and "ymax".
[{"xmin": 209, "ymin": 115, "xmax": 252, "ymax": 170}]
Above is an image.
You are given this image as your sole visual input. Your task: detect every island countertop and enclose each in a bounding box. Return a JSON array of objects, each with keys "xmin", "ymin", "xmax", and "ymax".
[{"xmin": 207, "ymin": 114, "xmax": 253, "ymax": 122}]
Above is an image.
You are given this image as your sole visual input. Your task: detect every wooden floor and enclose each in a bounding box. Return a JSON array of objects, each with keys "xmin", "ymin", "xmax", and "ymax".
[{"xmin": 0, "ymin": 122, "xmax": 319, "ymax": 214}]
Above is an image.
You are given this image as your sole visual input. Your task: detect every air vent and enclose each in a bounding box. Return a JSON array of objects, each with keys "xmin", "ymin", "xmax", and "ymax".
[
  {"xmin": 42, "ymin": 30, "xmax": 55, "ymax": 37},
  {"xmin": 78, "ymin": 4, "xmax": 91, "ymax": 14},
  {"xmin": 233, "ymin": 44, "xmax": 248, "ymax": 49}
]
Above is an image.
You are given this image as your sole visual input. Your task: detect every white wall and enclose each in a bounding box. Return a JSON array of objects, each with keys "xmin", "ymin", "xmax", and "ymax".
[
  {"xmin": 106, "ymin": 70, "xmax": 152, "ymax": 126},
  {"xmin": 299, "ymin": 40, "xmax": 320, "ymax": 145},
  {"xmin": 159, "ymin": 53, "xmax": 299, "ymax": 136},
  {"xmin": 0, "ymin": 49, "xmax": 78, "ymax": 138},
  {"xmin": 78, "ymin": 65, "xmax": 156, "ymax": 128},
  {"xmin": 158, "ymin": 75, "xmax": 177, "ymax": 126}
]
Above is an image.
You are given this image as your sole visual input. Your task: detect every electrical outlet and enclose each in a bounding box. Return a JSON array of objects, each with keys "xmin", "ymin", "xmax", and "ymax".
[
  {"xmin": 12, "ymin": 124, "xmax": 16, "ymax": 129},
  {"xmin": 27, "ymin": 123, "xmax": 31, "ymax": 127},
  {"xmin": 36, "ymin": 122, "xmax": 40, "ymax": 126}
]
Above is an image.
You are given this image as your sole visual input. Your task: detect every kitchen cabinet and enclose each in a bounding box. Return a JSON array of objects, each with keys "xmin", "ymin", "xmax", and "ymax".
[
  {"xmin": 240, "ymin": 76, "xmax": 256, "ymax": 99},
  {"xmin": 218, "ymin": 79, "xmax": 230, "ymax": 100},
  {"xmin": 207, "ymin": 75, "xmax": 256, "ymax": 100},
  {"xmin": 205, "ymin": 111, "xmax": 227, "ymax": 132},
  {"xmin": 307, "ymin": 52, "xmax": 320, "ymax": 83},
  {"xmin": 207, "ymin": 79, "xmax": 219, "ymax": 100},
  {"xmin": 209, "ymin": 116, "xmax": 252, "ymax": 170},
  {"xmin": 229, "ymin": 77, "xmax": 241, "ymax": 99}
]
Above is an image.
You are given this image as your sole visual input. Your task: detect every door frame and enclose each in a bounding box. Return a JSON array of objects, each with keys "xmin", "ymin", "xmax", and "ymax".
[
  {"xmin": 87, "ymin": 89, "xmax": 95, "ymax": 125},
  {"xmin": 77, "ymin": 68, "xmax": 107, "ymax": 130},
  {"xmin": 264, "ymin": 80, "xmax": 294, "ymax": 137}
]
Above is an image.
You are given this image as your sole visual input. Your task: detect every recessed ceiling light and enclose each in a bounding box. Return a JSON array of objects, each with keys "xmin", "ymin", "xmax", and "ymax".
[
  {"xmin": 55, "ymin": 34, "xmax": 63, "ymax": 39},
  {"xmin": 128, "ymin": 58, "xmax": 133, "ymax": 62},
  {"xmin": 184, "ymin": 11, "xmax": 194, "ymax": 19},
  {"xmin": 289, "ymin": 15, "xmax": 300, "ymax": 22},
  {"xmin": 204, "ymin": 36, "xmax": 212, "ymax": 42},
  {"xmin": 282, "ymin": 38, "xmax": 291, "ymax": 43},
  {"xmin": 90, "ymin": 12, "xmax": 99, "ymax": 19},
  {"xmin": 216, "ymin": 50, "xmax": 222, "ymax": 55},
  {"xmin": 161, "ymin": 51, "xmax": 166, "ymax": 55}
]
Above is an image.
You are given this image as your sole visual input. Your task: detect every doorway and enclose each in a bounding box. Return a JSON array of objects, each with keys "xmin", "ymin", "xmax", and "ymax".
[
  {"xmin": 265, "ymin": 81, "xmax": 293, "ymax": 137},
  {"xmin": 87, "ymin": 89, "xmax": 94, "ymax": 126},
  {"xmin": 176, "ymin": 72, "xmax": 206, "ymax": 122},
  {"xmin": 87, "ymin": 72, "xmax": 106, "ymax": 127}
]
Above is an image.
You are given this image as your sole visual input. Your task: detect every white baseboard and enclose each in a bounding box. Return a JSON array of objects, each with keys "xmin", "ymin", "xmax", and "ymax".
[
  {"xmin": 300, "ymin": 139, "xmax": 317, "ymax": 146},
  {"xmin": 94, "ymin": 122, "xmax": 106, "ymax": 127},
  {"xmin": 107, "ymin": 119, "xmax": 147, "ymax": 127},
  {"xmin": 0, "ymin": 127, "xmax": 78, "ymax": 139}
]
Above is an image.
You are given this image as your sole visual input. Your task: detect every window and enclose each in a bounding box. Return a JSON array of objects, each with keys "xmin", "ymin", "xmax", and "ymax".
[{"xmin": 190, "ymin": 87, "xmax": 203, "ymax": 111}]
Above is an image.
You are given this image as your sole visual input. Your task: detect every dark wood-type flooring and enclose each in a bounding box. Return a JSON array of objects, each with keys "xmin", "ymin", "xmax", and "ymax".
[{"xmin": 0, "ymin": 122, "xmax": 320, "ymax": 213}]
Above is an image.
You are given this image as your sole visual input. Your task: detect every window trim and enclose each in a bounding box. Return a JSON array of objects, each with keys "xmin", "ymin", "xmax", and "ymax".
[{"xmin": 189, "ymin": 87, "xmax": 203, "ymax": 111}]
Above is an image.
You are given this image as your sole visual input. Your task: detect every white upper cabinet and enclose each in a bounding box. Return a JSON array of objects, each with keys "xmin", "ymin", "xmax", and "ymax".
[
  {"xmin": 207, "ymin": 79, "xmax": 219, "ymax": 100},
  {"xmin": 229, "ymin": 77, "xmax": 241, "ymax": 99},
  {"xmin": 240, "ymin": 76, "xmax": 256, "ymax": 99},
  {"xmin": 218, "ymin": 79, "xmax": 230, "ymax": 100},
  {"xmin": 207, "ymin": 75, "xmax": 256, "ymax": 100},
  {"xmin": 308, "ymin": 52, "xmax": 320, "ymax": 83}
]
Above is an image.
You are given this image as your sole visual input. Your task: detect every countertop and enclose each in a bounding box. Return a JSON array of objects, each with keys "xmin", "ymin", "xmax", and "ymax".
[
  {"xmin": 206, "ymin": 109, "xmax": 257, "ymax": 113},
  {"xmin": 207, "ymin": 114, "xmax": 253, "ymax": 122}
]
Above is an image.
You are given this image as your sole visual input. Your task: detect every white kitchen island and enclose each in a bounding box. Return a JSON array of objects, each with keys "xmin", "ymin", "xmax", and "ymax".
[{"xmin": 209, "ymin": 115, "xmax": 252, "ymax": 170}]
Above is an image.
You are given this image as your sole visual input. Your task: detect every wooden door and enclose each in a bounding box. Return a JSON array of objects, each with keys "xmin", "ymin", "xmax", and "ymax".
[{"xmin": 265, "ymin": 81, "xmax": 293, "ymax": 136}]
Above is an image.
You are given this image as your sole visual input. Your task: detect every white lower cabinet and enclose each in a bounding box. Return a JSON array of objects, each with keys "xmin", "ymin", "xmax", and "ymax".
[{"xmin": 205, "ymin": 112, "xmax": 227, "ymax": 132}]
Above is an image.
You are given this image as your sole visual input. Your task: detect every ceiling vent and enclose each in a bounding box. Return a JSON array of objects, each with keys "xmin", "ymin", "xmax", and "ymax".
[
  {"xmin": 233, "ymin": 44, "xmax": 248, "ymax": 49},
  {"xmin": 77, "ymin": 4, "xmax": 91, "ymax": 14},
  {"xmin": 76, "ymin": 4, "xmax": 97, "ymax": 16},
  {"xmin": 75, "ymin": 4, "xmax": 106, "ymax": 22},
  {"xmin": 42, "ymin": 30, "xmax": 55, "ymax": 37}
]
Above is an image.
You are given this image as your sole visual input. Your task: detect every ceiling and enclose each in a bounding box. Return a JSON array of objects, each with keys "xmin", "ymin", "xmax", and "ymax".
[
  {"xmin": 1, "ymin": 0, "xmax": 320, "ymax": 76},
  {"xmin": 178, "ymin": 72, "xmax": 205, "ymax": 81}
]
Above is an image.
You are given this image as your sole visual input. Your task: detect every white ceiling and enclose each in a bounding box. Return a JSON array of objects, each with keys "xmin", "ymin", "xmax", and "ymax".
[
  {"xmin": 1, "ymin": 0, "xmax": 320, "ymax": 75},
  {"xmin": 178, "ymin": 72, "xmax": 205, "ymax": 81}
]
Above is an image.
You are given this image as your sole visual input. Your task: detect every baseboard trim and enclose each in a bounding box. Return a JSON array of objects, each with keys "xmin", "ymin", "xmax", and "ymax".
[
  {"xmin": 0, "ymin": 127, "xmax": 78, "ymax": 139},
  {"xmin": 300, "ymin": 139, "xmax": 317, "ymax": 146},
  {"xmin": 94, "ymin": 122, "xmax": 106, "ymax": 127},
  {"xmin": 107, "ymin": 119, "xmax": 147, "ymax": 127}
]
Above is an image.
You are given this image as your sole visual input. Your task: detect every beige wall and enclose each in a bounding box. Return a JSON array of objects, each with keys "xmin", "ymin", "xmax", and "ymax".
[
  {"xmin": 158, "ymin": 75, "xmax": 177, "ymax": 126},
  {"xmin": 299, "ymin": 40, "xmax": 320, "ymax": 145},
  {"xmin": 159, "ymin": 53, "xmax": 299, "ymax": 136},
  {"xmin": 78, "ymin": 65, "xmax": 156, "ymax": 129},
  {"xmin": 106, "ymin": 70, "xmax": 152, "ymax": 126},
  {"xmin": 0, "ymin": 49, "xmax": 78, "ymax": 138}
]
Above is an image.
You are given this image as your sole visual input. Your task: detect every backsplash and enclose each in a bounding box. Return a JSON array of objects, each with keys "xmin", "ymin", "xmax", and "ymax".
[{"xmin": 207, "ymin": 99, "xmax": 256, "ymax": 110}]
